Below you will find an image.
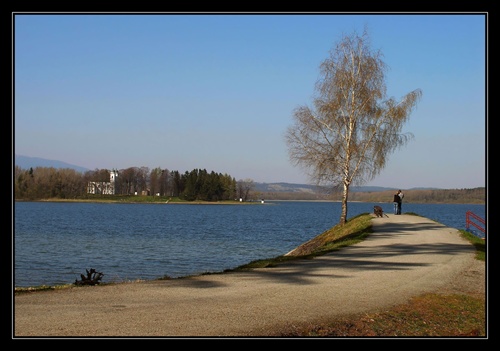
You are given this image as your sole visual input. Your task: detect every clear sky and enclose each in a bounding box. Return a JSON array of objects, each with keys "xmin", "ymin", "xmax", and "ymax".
[{"xmin": 13, "ymin": 12, "xmax": 487, "ymax": 189}]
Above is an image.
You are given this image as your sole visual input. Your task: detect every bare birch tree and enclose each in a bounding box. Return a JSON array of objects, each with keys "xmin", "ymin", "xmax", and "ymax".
[{"xmin": 285, "ymin": 28, "xmax": 422, "ymax": 225}]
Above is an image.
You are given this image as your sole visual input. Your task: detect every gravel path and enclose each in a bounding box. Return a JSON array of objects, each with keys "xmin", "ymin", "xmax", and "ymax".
[{"xmin": 13, "ymin": 214, "xmax": 485, "ymax": 338}]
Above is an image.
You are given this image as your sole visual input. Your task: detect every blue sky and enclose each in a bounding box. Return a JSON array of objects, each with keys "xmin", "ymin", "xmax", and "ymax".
[{"xmin": 13, "ymin": 13, "xmax": 487, "ymax": 189}]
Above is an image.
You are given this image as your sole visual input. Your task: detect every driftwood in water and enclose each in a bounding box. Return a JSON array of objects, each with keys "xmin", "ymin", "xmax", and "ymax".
[{"xmin": 74, "ymin": 268, "xmax": 104, "ymax": 286}]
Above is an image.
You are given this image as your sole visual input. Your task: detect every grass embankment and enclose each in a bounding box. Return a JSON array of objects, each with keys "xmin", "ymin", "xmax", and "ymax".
[{"xmin": 15, "ymin": 212, "xmax": 486, "ymax": 337}]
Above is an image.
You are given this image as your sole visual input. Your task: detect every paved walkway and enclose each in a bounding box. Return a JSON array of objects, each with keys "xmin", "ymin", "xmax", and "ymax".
[{"xmin": 13, "ymin": 214, "xmax": 483, "ymax": 338}]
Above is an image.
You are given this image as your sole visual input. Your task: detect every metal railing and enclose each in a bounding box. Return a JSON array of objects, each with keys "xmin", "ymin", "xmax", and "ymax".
[{"xmin": 466, "ymin": 210, "xmax": 485, "ymax": 239}]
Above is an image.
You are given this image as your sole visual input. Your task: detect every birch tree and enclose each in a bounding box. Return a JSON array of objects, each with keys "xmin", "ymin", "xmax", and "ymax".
[{"xmin": 285, "ymin": 28, "xmax": 422, "ymax": 225}]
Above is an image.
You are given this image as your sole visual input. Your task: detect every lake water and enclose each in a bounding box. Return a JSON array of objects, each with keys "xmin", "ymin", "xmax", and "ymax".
[{"xmin": 13, "ymin": 201, "xmax": 486, "ymax": 288}]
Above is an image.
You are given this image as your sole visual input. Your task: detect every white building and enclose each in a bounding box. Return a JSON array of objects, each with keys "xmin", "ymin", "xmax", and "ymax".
[{"xmin": 87, "ymin": 170, "xmax": 118, "ymax": 195}]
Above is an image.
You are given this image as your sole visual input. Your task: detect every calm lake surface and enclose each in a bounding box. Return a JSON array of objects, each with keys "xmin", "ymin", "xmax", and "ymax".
[{"xmin": 14, "ymin": 201, "xmax": 486, "ymax": 288}]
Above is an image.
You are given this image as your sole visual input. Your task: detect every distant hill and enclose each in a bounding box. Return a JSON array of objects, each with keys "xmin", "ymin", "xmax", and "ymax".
[
  {"xmin": 14, "ymin": 155, "xmax": 89, "ymax": 173},
  {"xmin": 254, "ymin": 182, "xmax": 403, "ymax": 193}
]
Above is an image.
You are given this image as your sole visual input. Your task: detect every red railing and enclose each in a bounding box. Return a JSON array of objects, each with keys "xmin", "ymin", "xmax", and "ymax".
[{"xmin": 466, "ymin": 210, "xmax": 485, "ymax": 239}]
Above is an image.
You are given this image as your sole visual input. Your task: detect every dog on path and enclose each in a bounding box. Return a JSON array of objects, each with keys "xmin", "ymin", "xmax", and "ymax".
[{"xmin": 374, "ymin": 205, "xmax": 389, "ymax": 218}]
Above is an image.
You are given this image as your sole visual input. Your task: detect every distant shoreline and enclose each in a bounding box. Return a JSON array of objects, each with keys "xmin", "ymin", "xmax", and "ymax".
[{"xmin": 14, "ymin": 198, "xmax": 484, "ymax": 205}]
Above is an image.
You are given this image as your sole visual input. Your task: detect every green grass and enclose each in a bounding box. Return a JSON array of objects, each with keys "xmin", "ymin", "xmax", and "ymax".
[
  {"xmin": 458, "ymin": 229, "xmax": 486, "ymax": 261},
  {"xmin": 233, "ymin": 213, "xmax": 374, "ymax": 270}
]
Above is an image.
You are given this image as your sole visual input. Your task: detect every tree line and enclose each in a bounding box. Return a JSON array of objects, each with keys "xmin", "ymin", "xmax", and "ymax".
[
  {"xmin": 13, "ymin": 166, "xmax": 256, "ymax": 202},
  {"xmin": 14, "ymin": 165, "xmax": 484, "ymax": 204},
  {"xmin": 345, "ymin": 188, "xmax": 485, "ymax": 204},
  {"xmin": 259, "ymin": 188, "xmax": 485, "ymax": 204}
]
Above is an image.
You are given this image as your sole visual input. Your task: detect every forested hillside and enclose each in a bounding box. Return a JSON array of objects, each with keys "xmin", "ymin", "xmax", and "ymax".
[
  {"xmin": 256, "ymin": 188, "xmax": 485, "ymax": 204},
  {"xmin": 337, "ymin": 188, "xmax": 485, "ymax": 204}
]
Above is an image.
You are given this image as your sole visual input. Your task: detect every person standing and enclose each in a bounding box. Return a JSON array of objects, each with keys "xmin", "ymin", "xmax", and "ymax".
[
  {"xmin": 393, "ymin": 189, "xmax": 404, "ymax": 215},
  {"xmin": 393, "ymin": 191, "xmax": 399, "ymax": 214}
]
